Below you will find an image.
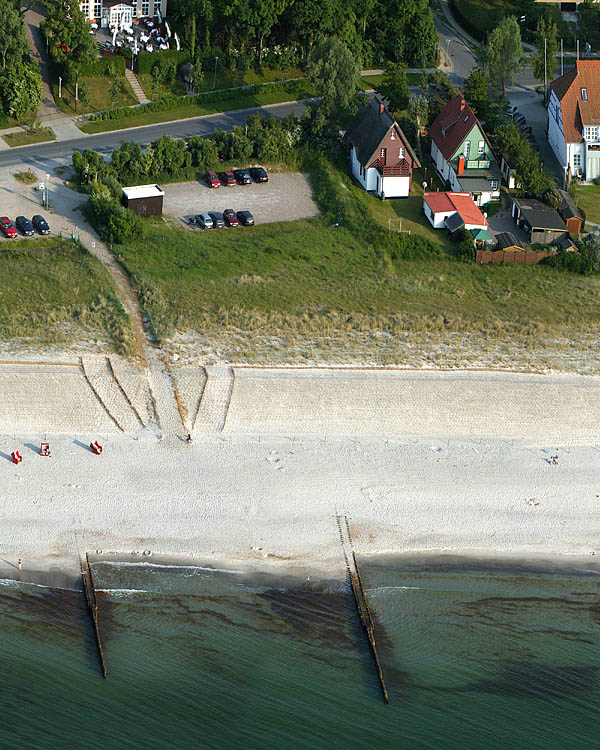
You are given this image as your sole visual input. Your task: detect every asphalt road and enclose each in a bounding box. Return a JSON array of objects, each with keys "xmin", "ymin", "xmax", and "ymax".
[
  {"xmin": 434, "ymin": 15, "xmax": 476, "ymax": 85},
  {"xmin": 0, "ymin": 100, "xmax": 312, "ymax": 172}
]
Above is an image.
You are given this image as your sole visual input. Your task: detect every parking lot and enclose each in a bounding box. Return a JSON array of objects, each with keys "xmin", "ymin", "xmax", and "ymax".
[
  {"xmin": 0, "ymin": 167, "xmax": 87, "ymax": 242},
  {"xmin": 162, "ymin": 171, "xmax": 320, "ymax": 227}
]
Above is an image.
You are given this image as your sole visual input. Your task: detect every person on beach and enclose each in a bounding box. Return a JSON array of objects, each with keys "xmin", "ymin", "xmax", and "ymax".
[{"xmin": 186, "ymin": 433, "xmax": 192, "ymax": 444}]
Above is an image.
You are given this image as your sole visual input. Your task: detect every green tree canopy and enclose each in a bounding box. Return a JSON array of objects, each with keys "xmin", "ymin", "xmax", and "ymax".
[
  {"xmin": 376, "ymin": 62, "xmax": 410, "ymax": 114},
  {"xmin": 41, "ymin": 0, "xmax": 96, "ymax": 82},
  {"xmin": 0, "ymin": 0, "xmax": 29, "ymax": 71},
  {"xmin": 463, "ymin": 69, "xmax": 490, "ymax": 117},
  {"xmin": 495, "ymin": 121, "xmax": 552, "ymax": 196},
  {"xmin": 532, "ymin": 18, "xmax": 558, "ymax": 87},
  {"xmin": 0, "ymin": 61, "xmax": 42, "ymax": 118},
  {"xmin": 480, "ymin": 16, "xmax": 524, "ymax": 96},
  {"xmin": 308, "ymin": 35, "xmax": 361, "ymax": 129}
]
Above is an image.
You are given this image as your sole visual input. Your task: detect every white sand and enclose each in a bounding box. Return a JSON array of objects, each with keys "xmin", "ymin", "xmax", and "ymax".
[{"xmin": 1, "ymin": 365, "xmax": 599, "ymax": 580}]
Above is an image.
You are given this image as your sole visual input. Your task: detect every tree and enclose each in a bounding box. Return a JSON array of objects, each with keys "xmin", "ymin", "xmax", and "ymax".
[
  {"xmin": 376, "ymin": 62, "xmax": 410, "ymax": 113},
  {"xmin": 495, "ymin": 122, "xmax": 553, "ymax": 196},
  {"xmin": 228, "ymin": 0, "xmax": 288, "ymax": 65},
  {"xmin": 308, "ymin": 36, "xmax": 361, "ymax": 130},
  {"xmin": 463, "ymin": 69, "xmax": 490, "ymax": 117},
  {"xmin": 532, "ymin": 18, "xmax": 558, "ymax": 89},
  {"xmin": 78, "ymin": 81, "xmax": 91, "ymax": 107},
  {"xmin": 0, "ymin": 0, "xmax": 28, "ymax": 71},
  {"xmin": 109, "ymin": 78, "xmax": 125, "ymax": 105},
  {"xmin": 0, "ymin": 62, "xmax": 42, "ymax": 118},
  {"xmin": 41, "ymin": 0, "xmax": 96, "ymax": 83},
  {"xmin": 408, "ymin": 94, "xmax": 428, "ymax": 159},
  {"xmin": 480, "ymin": 16, "xmax": 524, "ymax": 97}
]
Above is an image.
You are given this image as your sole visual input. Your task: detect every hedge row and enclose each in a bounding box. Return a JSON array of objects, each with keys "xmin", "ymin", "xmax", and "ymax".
[
  {"xmin": 136, "ymin": 49, "xmax": 191, "ymax": 75},
  {"xmin": 86, "ymin": 79, "xmax": 311, "ymax": 122},
  {"xmin": 80, "ymin": 55, "xmax": 126, "ymax": 77}
]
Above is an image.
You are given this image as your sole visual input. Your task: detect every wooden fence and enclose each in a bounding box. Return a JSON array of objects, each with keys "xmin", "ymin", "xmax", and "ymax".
[{"xmin": 476, "ymin": 249, "xmax": 556, "ymax": 265}]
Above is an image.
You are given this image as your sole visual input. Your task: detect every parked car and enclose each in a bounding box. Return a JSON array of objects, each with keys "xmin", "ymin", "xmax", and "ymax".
[
  {"xmin": 32, "ymin": 214, "xmax": 51, "ymax": 234},
  {"xmin": 233, "ymin": 169, "xmax": 252, "ymax": 185},
  {"xmin": 514, "ymin": 113, "xmax": 526, "ymax": 126},
  {"xmin": 0, "ymin": 216, "xmax": 17, "ymax": 238},
  {"xmin": 249, "ymin": 166, "xmax": 268, "ymax": 183},
  {"xmin": 236, "ymin": 210, "xmax": 254, "ymax": 226},
  {"xmin": 206, "ymin": 170, "xmax": 220, "ymax": 188},
  {"xmin": 219, "ymin": 170, "xmax": 236, "ymax": 186},
  {"xmin": 15, "ymin": 215, "xmax": 34, "ymax": 236},
  {"xmin": 506, "ymin": 105, "xmax": 518, "ymax": 118},
  {"xmin": 208, "ymin": 211, "xmax": 225, "ymax": 228},
  {"xmin": 195, "ymin": 213, "xmax": 213, "ymax": 229},
  {"xmin": 223, "ymin": 208, "xmax": 239, "ymax": 227}
]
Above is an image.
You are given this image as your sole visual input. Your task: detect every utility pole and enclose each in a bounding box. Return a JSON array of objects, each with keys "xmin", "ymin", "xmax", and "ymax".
[
  {"xmin": 577, "ymin": 39, "xmax": 579, "ymax": 61},
  {"xmin": 213, "ymin": 56, "xmax": 218, "ymax": 90},
  {"xmin": 544, "ymin": 37, "xmax": 547, "ymax": 104},
  {"xmin": 58, "ymin": 76, "xmax": 62, "ymax": 98},
  {"xmin": 561, "ymin": 38, "xmax": 564, "ymax": 76}
]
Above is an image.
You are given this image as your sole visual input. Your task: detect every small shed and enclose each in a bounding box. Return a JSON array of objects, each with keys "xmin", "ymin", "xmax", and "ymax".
[
  {"xmin": 495, "ymin": 231, "xmax": 524, "ymax": 252},
  {"xmin": 500, "ymin": 154, "xmax": 517, "ymax": 189},
  {"xmin": 557, "ymin": 189, "xmax": 584, "ymax": 234},
  {"xmin": 121, "ymin": 184, "xmax": 164, "ymax": 216}
]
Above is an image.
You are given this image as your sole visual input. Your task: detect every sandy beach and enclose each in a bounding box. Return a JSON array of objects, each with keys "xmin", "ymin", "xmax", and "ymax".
[{"xmin": 1, "ymin": 361, "xmax": 599, "ymax": 582}]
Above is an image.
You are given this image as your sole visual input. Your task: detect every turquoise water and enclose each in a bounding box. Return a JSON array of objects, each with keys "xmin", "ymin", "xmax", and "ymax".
[{"xmin": 0, "ymin": 559, "xmax": 599, "ymax": 749}]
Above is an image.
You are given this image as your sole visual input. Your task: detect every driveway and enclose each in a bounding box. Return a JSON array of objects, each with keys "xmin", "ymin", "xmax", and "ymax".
[{"xmin": 162, "ymin": 171, "xmax": 320, "ymax": 226}]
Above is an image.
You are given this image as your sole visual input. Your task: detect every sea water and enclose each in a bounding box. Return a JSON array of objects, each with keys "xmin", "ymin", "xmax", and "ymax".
[{"xmin": 0, "ymin": 558, "xmax": 599, "ymax": 749}]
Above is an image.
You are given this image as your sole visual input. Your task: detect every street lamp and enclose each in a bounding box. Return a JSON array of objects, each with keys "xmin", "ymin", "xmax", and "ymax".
[
  {"xmin": 213, "ymin": 56, "xmax": 219, "ymax": 90},
  {"xmin": 45, "ymin": 173, "xmax": 50, "ymax": 209}
]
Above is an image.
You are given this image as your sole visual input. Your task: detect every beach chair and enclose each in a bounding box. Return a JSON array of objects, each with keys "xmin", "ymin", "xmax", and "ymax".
[
  {"xmin": 40, "ymin": 442, "xmax": 51, "ymax": 457},
  {"xmin": 11, "ymin": 451, "xmax": 22, "ymax": 465},
  {"xmin": 90, "ymin": 440, "xmax": 103, "ymax": 455}
]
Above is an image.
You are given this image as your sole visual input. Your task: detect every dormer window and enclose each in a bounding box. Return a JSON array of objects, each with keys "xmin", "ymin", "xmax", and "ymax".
[
  {"xmin": 582, "ymin": 88, "xmax": 588, "ymax": 101},
  {"xmin": 585, "ymin": 126, "xmax": 599, "ymax": 141}
]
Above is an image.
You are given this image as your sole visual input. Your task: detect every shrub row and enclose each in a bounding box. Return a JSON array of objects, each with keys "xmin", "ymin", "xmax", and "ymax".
[
  {"xmin": 80, "ymin": 55, "xmax": 126, "ymax": 77},
  {"xmin": 136, "ymin": 49, "xmax": 191, "ymax": 75},
  {"xmin": 86, "ymin": 79, "xmax": 311, "ymax": 122}
]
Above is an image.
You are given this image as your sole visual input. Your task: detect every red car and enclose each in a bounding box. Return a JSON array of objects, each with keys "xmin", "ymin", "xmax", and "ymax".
[
  {"xmin": 206, "ymin": 170, "xmax": 220, "ymax": 188},
  {"xmin": 223, "ymin": 208, "xmax": 239, "ymax": 227},
  {"xmin": 0, "ymin": 216, "xmax": 17, "ymax": 238},
  {"xmin": 219, "ymin": 170, "xmax": 236, "ymax": 186}
]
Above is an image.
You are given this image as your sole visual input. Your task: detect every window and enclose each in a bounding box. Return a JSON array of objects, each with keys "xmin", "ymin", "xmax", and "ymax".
[
  {"xmin": 390, "ymin": 131, "xmax": 396, "ymax": 140},
  {"xmin": 463, "ymin": 141, "xmax": 470, "ymax": 159},
  {"xmin": 582, "ymin": 88, "xmax": 588, "ymax": 101},
  {"xmin": 80, "ymin": 0, "xmax": 89, "ymax": 16},
  {"xmin": 380, "ymin": 147, "xmax": 386, "ymax": 160},
  {"xmin": 490, "ymin": 180, "xmax": 498, "ymax": 190},
  {"xmin": 94, "ymin": 0, "xmax": 101, "ymax": 17},
  {"xmin": 399, "ymin": 147, "xmax": 404, "ymax": 159},
  {"xmin": 573, "ymin": 154, "xmax": 582, "ymax": 168},
  {"xmin": 585, "ymin": 126, "xmax": 599, "ymax": 141},
  {"xmin": 464, "ymin": 115, "xmax": 469, "ymax": 122},
  {"xmin": 142, "ymin": 0, "xmax": 149, "ymax": 15},
  {"xmin": 478, "ymin": 140, "xmax": 485, "ymax": 154},
  {"xmin": 153, "ymin": 0, "xmax": 161, "ymax": 15}
]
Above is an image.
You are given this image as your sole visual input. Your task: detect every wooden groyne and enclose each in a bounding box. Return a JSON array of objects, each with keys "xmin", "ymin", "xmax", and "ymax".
[
  {"xmin": 81, "ymin": 554, "xmax": 107, "ymax": 678},
  {"xmin": 336, "ymin": 515, "xmax": 389, "ymax": 703}
]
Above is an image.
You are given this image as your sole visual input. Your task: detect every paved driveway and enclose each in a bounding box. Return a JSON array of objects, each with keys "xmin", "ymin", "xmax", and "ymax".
[{"xmin": 162, "ymin": 171, "xmax": 320, "ymax": 226}]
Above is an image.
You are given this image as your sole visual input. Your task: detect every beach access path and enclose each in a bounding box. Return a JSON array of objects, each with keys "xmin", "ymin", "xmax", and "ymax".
[{"xmin": 1, "ymin": 366, "xmax": 599, "ymax": 580}]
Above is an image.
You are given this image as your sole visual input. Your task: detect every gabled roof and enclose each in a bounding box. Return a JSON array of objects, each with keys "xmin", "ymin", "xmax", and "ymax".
[
  {"xmin": 557, "ymin": 189, "xmax": 582, "ymax": 220},
  {"xmin": 549, "ymin": 60, "xmax": 600, "ymax": 143},
  {"xmin": 429, "ymin": 95, "xmax": 482, "ymax": 161},
  {"xmin": 344, "ymin": 98, "xmax": 420, "ymax": 168},
  {"xmin": 496, "ymin": 231, "xmax": 524, "ymax": 251},
  {"xmin": 424, "ymin": 191, "xmax": 487, "ymax": 226}
]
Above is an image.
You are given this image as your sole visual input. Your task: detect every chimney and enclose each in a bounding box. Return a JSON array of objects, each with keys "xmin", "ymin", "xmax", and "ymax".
[
  {"xmin": 379, "ymin": 102, "xmax": 384, "ymax": 116},
  {"xmin": 458, "ymin": 155, "xmax": 465, "ymax": 175},
  {"xmin": 459, "ymin": 97, "xmax": 466, "ymax": 111}
]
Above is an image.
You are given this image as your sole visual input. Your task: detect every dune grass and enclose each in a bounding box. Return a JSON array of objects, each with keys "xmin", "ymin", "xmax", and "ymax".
[{"xmin": 0, "ymin": 237, "xmax": 134, "ymax": 354}]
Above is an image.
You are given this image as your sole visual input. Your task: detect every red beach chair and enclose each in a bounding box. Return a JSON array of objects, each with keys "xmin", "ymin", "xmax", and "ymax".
[
  {"xmin": 90, "ymin": 440, "xmax": 103, "ymax": 455},
  {"xmin": 11, "ymin": 451, "xmax": 22, "ymax": 465},
  {"xmin": 40, "ymin": 442, "xmax": 51, "ymax": 457}
]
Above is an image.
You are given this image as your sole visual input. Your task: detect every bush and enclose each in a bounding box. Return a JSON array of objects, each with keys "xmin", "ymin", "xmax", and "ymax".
[
  {"xmin": 85, "ymin": 187, "xmax": 142, "ymax": 244},
  {"xmin": 80, "ymin": 56, "xmax": 125, "ymax": 77},
  {"xmin": 137, "ymin": 49, "xmax": 190, "ymax": 75}
]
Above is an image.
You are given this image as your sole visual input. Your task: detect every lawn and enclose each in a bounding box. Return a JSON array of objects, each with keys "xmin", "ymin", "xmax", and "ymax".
[
  {"xmin": 79, "ymin": 83, "xmax": 315, "ymax": 134},
  {"xmin": 0, "ymin": 237, "xmax": 134, "ymax": 354},
  {"xmin": 570, "ymin": 183, "xmax": 600, "ymax": 226},
  {"xmin": 54, "ymin": 75, "xmax": 138, "ymax": 115},
  {"xmin": 3, "ymin": 127, "xmax": 56, "ymax": 148}
]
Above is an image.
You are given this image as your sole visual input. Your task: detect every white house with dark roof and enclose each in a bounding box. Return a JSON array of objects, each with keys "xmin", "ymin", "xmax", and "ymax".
[
  {"xmin": 343, "ymin": 98, "xmax": 421, "ymax": 199},
  {"xmin": 548, "ymin": 60, "xmax": 600, "ymax": 183}
]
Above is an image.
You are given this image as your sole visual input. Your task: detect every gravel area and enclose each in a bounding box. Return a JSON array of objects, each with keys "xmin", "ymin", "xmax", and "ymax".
[{"xmin": 162, "ymin": 172, "xmax": 320, "ymax": 226}]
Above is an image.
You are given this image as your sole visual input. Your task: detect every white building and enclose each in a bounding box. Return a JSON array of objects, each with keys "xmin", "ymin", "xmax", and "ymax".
[
  {"xmin": 343, "ymin": 98, "xmax": 420, "ymax": 199},
  {"xmin": 80, "ymin": 0, "xmax": 167, "ymax": 28},
  {"xmin": 548, "ymin": 60, "xmax": 600, "ymax": 184}
]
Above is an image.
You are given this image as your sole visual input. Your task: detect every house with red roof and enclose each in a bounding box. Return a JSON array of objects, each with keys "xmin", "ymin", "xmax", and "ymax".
[
  {"xmin": 429, "ymin": 95, "xmax": 501, "ymax": 206},
  {"xmin": 548, "ymin": 60, "xmax": 600, "ymax": 183},
  {"xmin": 343, "ymin": 98, "xmax": 420, "ymax": 199},
  {"xmin": 423, "ymin": 191, "xmax": 492, "ymax": 244}
]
